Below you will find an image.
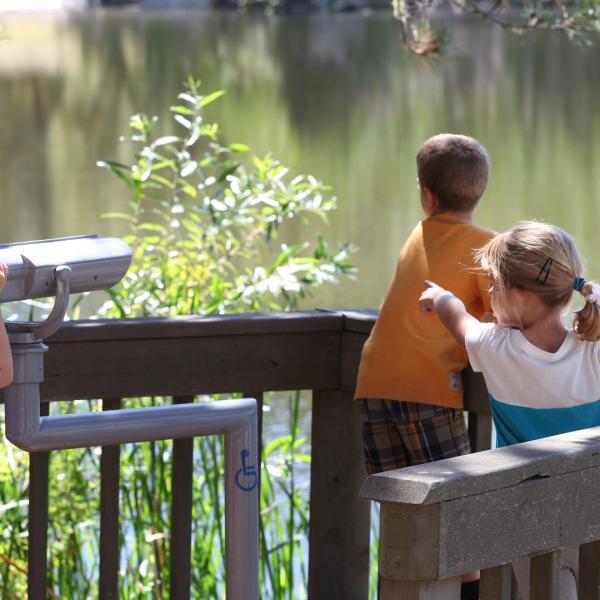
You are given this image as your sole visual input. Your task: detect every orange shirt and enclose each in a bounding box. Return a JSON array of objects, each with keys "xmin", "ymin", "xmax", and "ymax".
[{"xmin": 355, "ymin": 214, "xmax": 494, "ymax": 409}]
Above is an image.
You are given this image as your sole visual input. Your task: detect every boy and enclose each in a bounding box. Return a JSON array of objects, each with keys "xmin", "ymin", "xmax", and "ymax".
[{"xmin": 354, "ymin": 134, "xmax": 493, "ymax": 600}]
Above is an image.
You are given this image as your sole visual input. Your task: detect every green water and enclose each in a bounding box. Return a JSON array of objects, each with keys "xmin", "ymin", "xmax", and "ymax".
[{"xmin": 0, "ymin": 10, "xmax": 599, "ymax": 311}]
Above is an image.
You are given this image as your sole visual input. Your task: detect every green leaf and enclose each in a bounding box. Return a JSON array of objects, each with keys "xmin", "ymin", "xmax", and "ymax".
[
  {"xmin": 217, "ymin": 163, "xmax": 240, "ymax": 182},
  {"xmin": 101, "ymin": 212, "xmax": 136, "ymax": 221},
  {"xmin": 170, "ymin": 105, "xmax": 195, "ymax": 116},
  {"xmin": 197, "ymin": 90, "xmax": 225, "ymax": 108},
  {"xmin": 229, "ymin": 143, "xmax": 250, "ymax": 153}
]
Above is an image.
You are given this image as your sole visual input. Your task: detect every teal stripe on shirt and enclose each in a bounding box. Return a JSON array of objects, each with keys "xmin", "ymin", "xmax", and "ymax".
[{"xmin": 489, "ymin": 394, "xmax": 600, "ymax": 447}]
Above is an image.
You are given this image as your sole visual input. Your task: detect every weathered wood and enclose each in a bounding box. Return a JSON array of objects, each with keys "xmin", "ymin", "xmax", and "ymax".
[
  {"xmin": 339, "ymin": 309, "xmax": 377, "ymax": 335},
  {"xmin": 530, "ymin": 551, "xmax": 560, "ymax": 599},
  {"xmin": 579, "ymin": 540, "xmax": 600, "ymax": 599},
  {"xmin": 481, "ymin": 563, "xmax": 512, "ymax": 600},
  {"xmin": 308, "ymin": 389, "xmax": 370, "ymax": 600},
  {"xmin": 468, "ymin": 413, "xmax": 492, "ymax": 452},
  {"xmin": 380, "ymin": 576, "xmax": 461, "ymax": 599},
  {"xmin": 464, "ymin": 362, "xmax": 493, "ymax": 451},
  {"xmin": 99, "ymin": 398, "xmax": 122, "ymax": 600},
  {"xmin": 360, "ymin": 426, "xmax": 600, "ymax": 505},
  {"xmin": 340, "ymin": 331, "xmax": 370, "ymax": 393},
  {"xmin": 362, "ymin": 428, "xmax": 600, "ymax": 579},
  {"xmin": 42, "ymin": 331, "xmax": 341, "ymax": 400},
  {"xmin": 28, "ymin": 402, "xmax": 49, "ymax": 600},
  {"xmin": 47, "ymin": 311, "xmax": 344, "ymax": 342},
  {"xmin": 379, "ymin": 502, "xmax": 440, "ymax": 581},
  {"xmin": 379, "ymin": 502, "xmax": 441, "ymax": 580},
  {"xmin": 462, "ymin": 364, "xmax": 490, "ymax": 416},
  {"xmin": 170, "ymin": 396, "xmax": 194, "ymax": 600}
]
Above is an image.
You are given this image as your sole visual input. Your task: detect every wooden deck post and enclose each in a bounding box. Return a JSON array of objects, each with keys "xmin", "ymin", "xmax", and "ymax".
[{"xmin": 308, "ymin": 389, "xmax": 370, "ymax": 600}]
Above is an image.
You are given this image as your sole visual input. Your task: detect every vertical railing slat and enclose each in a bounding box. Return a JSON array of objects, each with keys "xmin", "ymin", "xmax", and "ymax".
[
  {"xmin": 169, "ymin": 395, "xmax": 195, "ymax": 600},
  {"xmin": 468, "ymin": 413, "xmax": 492, "ymax": 452},
  {"xmin": 380, "ymin": 577, "xmax": 461, "ymax": 599},
  {"xmin": 579, "ymin": 540, "xmax": 600, "ymax": 600},
  {"xmin": 28, "ymin": 401, "xmax": 49, "ymax": 600},
  {"xmin": 308, "ymin": 389, "xmax": 370, "ymax": 600},
  {"xmin": 481, "ymin": 563, "xmax": 512, "ymax": 600},
  {"xmin": 99, "ymin": 398, "xmax": 122, "ymax": 600},
  {"xmin": 530, "ymin": 550, "xmax": 561, "ymax": 599}
]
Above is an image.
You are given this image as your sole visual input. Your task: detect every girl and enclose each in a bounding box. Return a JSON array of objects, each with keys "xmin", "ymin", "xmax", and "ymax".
[{"xmin": 419, "ymin": 220, "xmax": 600, "ymax": 447}]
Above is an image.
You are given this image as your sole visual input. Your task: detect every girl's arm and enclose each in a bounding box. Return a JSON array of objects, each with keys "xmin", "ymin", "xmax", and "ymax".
[
  {"xmin": 0, "ymin": 263, "xmax": 13, "ymax": 388},
  {"xmin": 419, "ymin": 280, "xmax": 480, "ymax": 351}
]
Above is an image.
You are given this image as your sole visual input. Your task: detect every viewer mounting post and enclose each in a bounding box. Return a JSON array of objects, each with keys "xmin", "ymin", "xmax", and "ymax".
[{"xmin": 0, "ymin": 236, "xmax": 259, "ymax": 600}]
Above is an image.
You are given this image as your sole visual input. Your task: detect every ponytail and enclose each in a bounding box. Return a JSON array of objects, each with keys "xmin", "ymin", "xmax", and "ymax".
[{"xmin": 573, "ymin": 280, "xmax": 600, "ymax": 341}]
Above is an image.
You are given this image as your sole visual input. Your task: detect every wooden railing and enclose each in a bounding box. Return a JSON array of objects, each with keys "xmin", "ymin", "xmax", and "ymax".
[
  {"xmin": 361, "ymin": 410, "xmax": 600, "ymax": 599},
  {"xmin": 10, "ymin": 309, "xmax": 493, "ymax": 599}
]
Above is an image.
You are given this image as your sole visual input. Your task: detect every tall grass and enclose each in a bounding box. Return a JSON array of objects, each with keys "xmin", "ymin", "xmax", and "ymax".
[{"xmin": 0, "ymin": 78, "xmax": 356, "ymax": 598}]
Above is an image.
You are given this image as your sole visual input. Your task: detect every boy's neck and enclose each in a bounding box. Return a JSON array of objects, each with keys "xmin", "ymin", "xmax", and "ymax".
[{"xmin": 427, "ymin": 210, "xmax": 474, "ymax": 223}]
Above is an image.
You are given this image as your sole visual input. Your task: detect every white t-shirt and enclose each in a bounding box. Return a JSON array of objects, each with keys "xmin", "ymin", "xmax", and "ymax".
[{"xmin": 465, "ymin": 321, "xmax": 600, "ymax": 447}]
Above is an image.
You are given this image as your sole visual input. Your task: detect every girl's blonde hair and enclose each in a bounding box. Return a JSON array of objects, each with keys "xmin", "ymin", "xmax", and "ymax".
[{"xmin": 476, "ymin": 221, "xmax": 600, "ymax": 341}]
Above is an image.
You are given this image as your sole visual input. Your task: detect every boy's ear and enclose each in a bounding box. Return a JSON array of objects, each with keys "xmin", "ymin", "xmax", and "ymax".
[{"xmin": 421, "ymin": 186, "xmax": 439, "ymax": 216}]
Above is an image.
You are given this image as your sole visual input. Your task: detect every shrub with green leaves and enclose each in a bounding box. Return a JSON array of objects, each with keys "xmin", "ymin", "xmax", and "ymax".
[
  {"xmin": 98, "ymin": 76, "xmax": 355, "ymax": 317},
  {"xmin": 95, "ymin": 78, "xmax": 355, "ymax": 598}
]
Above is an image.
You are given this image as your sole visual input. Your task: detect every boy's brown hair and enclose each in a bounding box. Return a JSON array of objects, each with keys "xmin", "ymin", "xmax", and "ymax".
[{"xmin": 416, "ymin": 133, "xmax": 490, "ymax": 213}]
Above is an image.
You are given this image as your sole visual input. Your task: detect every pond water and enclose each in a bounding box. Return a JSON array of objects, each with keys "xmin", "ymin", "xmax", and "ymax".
[{"xmin": 0, "ymin": 9, "xmax": 599, "ymax": 314}]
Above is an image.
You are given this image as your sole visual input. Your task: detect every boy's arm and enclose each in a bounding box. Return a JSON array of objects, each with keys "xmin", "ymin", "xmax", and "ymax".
[
  {"xmin": 0, "ymin": 263, "xmax": 13, "ymax": 388},
  {"xmin": 419, "ymin": 280, "xmax": 480, "ymax": 351}
]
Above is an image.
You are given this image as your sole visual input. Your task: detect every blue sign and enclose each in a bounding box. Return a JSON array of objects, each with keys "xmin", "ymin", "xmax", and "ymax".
[{"xmin": 235, "ymin": 449, "xmax": 258, "ymax": 492}]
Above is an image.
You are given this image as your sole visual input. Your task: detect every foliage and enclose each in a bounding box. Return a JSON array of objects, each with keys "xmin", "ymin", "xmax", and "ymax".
[
  {"xmin": 0, "ymin": 78, "xmax": 357, "ymax": 599},
  {"xmin": 394, "ymin": 0, "xmax": 600, "ymax": 56},
  {"xmin": 97, "ymin": 76, "xmax": 355, "ymax": 318}
]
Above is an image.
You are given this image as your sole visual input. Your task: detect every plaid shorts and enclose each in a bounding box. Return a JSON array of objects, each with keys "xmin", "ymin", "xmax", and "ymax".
[{"xmin": 357, "ymin": 398, "xmax": 471, "ymax": 475}]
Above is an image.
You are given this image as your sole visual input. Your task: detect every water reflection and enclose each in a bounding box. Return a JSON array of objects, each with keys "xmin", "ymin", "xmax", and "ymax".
[{"xmin": 0, "ymin": 10, "xmax": 598, "ymax": 311}]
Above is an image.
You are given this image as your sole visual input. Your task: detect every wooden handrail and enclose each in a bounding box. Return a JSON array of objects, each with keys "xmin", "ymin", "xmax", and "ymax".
[{"xmin": 361, "ymin": 425, "xmax": 600, "ymax": 599}]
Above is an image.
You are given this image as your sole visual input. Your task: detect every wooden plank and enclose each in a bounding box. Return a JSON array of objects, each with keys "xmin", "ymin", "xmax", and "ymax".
[
  {"xmin": 42, "ymin": 331, "xmax": 341, "ymax": 400},
  {"xmin": 308, "ymin": 389, "xmax": 370, "ymax": 600},
  {"xmin": 462, "ymin": 364, "xmax": 490, "ymax": 416},
  {"xmin": 366, "ymin": 463, "xmax": 600, "ymax": 580},
  {"xmin": 99, "ymin": 398, "xmax": 122, "ymax": 600},
  {"xmin": 339, "ymin": 310, "xmax": 377, "ymax": 334},
  {"xmin": 170, "ymin": 396, "xmax": 194, "ymax": 600},
  {"xmin": 360, "ymin": 426, "xmax": 600, "ymax": 506},
  {"xmin": 28, "ymin": 401, "xmax": 49, "ymax": 600},
  {"xmin": 481, "ymin": 563, "xmax": 512, "ymax": 600},
  {"xmin": 579, "ymin": 540, "xmax": 600, "ymax": 599},
  {"xmin": 339, "ymin": 331, "xmax": 369, "ymax": 393},
  {"xmin": 468, "ymin": 413, "xmax": 492, "ymax": 452},
  {"xmin": 46, "ymin": 311, "xmax": 344, "ymax": 342},
  {"xmin": 378, "ymin": 503, "xmax": 441, "ymax": 580},
  {"xmin": 380, "ymin": 576, "xmax": 461, "ymax": 599},
  {"xmin": 530, "ymin": 551, "xmax": 560, "ymax": 599}
]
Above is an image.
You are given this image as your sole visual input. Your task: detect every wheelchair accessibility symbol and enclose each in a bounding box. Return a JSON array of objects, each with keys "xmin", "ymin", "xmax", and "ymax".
[{"xmin": 235, "ymin": 449, "xmax": 258, "ymax": 492}]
